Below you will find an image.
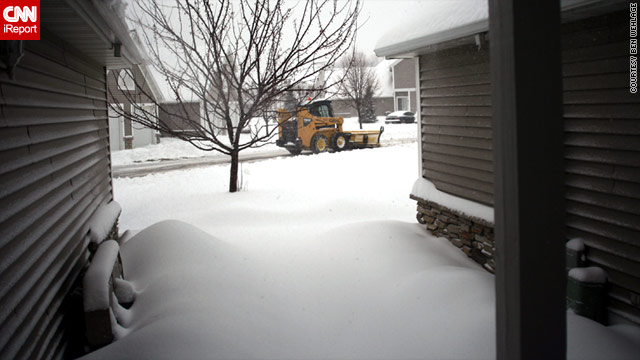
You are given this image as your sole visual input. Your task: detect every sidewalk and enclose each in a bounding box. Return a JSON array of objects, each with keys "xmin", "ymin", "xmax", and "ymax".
[{"xmin": 112, "ymin": 149, "xmax": 291, "ymax": 178}]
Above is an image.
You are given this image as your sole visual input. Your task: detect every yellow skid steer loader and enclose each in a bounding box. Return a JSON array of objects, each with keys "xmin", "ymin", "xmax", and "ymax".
[{"xmin": 276, "ymin": 99, "xmax": 384, "ymax": 155}]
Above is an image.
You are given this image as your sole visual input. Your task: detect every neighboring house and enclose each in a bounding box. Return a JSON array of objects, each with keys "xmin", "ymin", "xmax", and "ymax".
[
  {"xmin": 391, "ymin": 58, "xmax": 418, "ymax": 113},
  {"xmin": 158, "ymin": 101, "xmax": 202, "ymax": 136},
  {"xmin": 375, "ymin": 0, "xmax": 639, "ymax": 326},
  {"xmin": 0, "ymin": 1, "xmax": 148, "ymax": 358},
  {"xmin": 107, "ymin": 50, "xmax": 165, "ymax": 150},
  {"xmin": 326, "ymin": 60, "xmax": 394, "ymax": 118}
]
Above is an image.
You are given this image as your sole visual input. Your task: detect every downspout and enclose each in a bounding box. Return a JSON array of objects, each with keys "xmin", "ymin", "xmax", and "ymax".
[{"xmin": 414, "ymin": 57, "xmax": 422, "ymax": 178}]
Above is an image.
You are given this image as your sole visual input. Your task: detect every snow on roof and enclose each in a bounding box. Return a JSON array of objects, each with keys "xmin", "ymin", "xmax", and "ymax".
[
  {"xmin": 375, "ymin": 0, "xmax": 628, "ymax": 58},
  {"xmin": 374, "ymin": 0, "xmax": 488, "ymax": 58}
]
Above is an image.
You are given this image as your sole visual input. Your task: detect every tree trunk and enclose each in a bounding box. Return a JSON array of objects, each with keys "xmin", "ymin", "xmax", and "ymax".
[
  {"xmin": 229, "ymin": 150, "xmax": 239, "ymax": 192},
  {"xmin": 357, "ymin": 109, "xmax": 363, "ymax": 129}
]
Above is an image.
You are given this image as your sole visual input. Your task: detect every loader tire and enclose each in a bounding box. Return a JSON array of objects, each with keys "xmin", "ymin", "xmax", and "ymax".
[
  {"xmin": 311, "ymin": 134, "xmax": 329, "ymax": 154},
  {"xmin": 287, "ymin": 147, "xmax": 302, "ymax": 155},
  {"xmin": 331, "ymin": 132, "xmax": 348, "ymax": 152}
]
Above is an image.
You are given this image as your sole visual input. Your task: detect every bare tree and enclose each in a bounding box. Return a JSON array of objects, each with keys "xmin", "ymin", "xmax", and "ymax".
[
  {"xmin": 111, "ymin": 0, "xmax": 361, "ymax": 192},
  {"xmin": 338, "ymin": 50, "xmax": 379, "ymax": 129}
]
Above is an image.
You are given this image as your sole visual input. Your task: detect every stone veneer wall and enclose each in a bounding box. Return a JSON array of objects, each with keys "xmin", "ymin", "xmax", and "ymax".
[{"xmin": 411, "ymin": 194, "xmax": 496, "ymax": 273}]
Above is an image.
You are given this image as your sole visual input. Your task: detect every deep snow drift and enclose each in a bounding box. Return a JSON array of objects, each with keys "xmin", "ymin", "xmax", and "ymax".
[{"xmin": 85, "ymin": 142, "xmax": 640, "ymax": 359}]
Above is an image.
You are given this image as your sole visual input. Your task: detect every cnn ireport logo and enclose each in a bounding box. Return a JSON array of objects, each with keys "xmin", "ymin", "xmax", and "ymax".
[{"xmin": 1, "ymin": 0, "xmax": 40, "ymax": 40}]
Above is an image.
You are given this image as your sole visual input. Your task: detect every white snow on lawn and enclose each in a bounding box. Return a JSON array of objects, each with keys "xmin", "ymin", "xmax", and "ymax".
[
  {"xmin": 85, "ymin": 142, "xmax": 639, "ymax": 359},
  {"xmin": 111, "ymin": 117, "xmax": 417, "ymax": 166}
]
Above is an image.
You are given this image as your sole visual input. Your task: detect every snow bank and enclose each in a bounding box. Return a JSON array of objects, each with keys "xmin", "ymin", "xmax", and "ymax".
[
  {"xmin": 82, "ymin": 219, "xmax": 496, "ymax": 360},
  {"xmin": 103, "ymin": 140, "xmax": 639, "ymax": 359},
  {"xmin": 569, "ymin": 267, "xmax": 607, "ymax": 284},
  {"xmin": 567, "ymin": 312, "xmax": 640, "ymax": 360},
  {"xmin": 84, "ymin": 240, "xmax": 120, "ymax": 312},
  {"xmin": 411, "ymin": 177, "xmax": 494, "ymax": 223},
  {"xmin": 87, "ymin": 201, "xmax": 121, "ymax": 246},
  {"xmin": 81, "ymin": 220, "xmax": 639, "ymax": 360}
]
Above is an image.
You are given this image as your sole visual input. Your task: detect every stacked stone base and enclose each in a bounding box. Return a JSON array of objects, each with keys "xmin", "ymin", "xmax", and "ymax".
[{"xmin": 411, "ymin": 195, "xmax": 496, "ymax": 273}]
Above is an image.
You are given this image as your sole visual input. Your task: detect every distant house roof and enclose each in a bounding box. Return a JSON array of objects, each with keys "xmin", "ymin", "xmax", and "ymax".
[{"xmin": 374, "ymin": 0, "xmax": 629, "ymax": 58}]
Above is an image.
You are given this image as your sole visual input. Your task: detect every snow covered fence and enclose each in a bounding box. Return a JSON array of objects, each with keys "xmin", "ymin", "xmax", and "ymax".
[
  {"xmin": 83, "ymin": 239, "xmax": 134, "ymax": 347},
  {"xmin": 86, "ymin": 201, "xmax": 122, "ymax": 253}
]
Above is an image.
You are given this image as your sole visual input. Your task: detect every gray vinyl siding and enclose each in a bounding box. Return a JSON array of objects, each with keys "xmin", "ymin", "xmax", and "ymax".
[
  {"xmin": 107, "ymin": 67, "xmax": 156, "ymax": 139},
  {"xmin": 419, "ymin": 38, "xmax": 493, "ymax": 206},
  {"xmin": 0, "ymin": 36, "xmax": 112, "ymax": 359},
  {"xmin": 393, "ymin": 58, "xmax": 417, "ymax": 89},
  {"xmin": 159, "ymin": 102, "xmax": 201, "ymax": 134},
  {"xmin": 418, "ymin": 10, "xmax": 640, "ymax": 324},
  {"xmin": 561, "ymin": 11, "xmax": 640, "ymax": 324}
]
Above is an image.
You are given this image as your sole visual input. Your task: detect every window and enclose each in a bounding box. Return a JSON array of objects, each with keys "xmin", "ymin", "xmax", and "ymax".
[
  {"xmin": 117, "ymin": 69, "xmax": 135, "ymax": 91},
  {"xmin": 317, "ymin": 104, "xmax": 332, "ymax": 117},
  {"xmin": 395, "ymin": 91, "xmax": 409, "ymax": 111},
  {"xmin": 396, "ymin": 96, "xmax": 409, "ymax": 111},
  {"xmin": 308, "ymin": 102, "xmax": 334, "ymax": 117}
]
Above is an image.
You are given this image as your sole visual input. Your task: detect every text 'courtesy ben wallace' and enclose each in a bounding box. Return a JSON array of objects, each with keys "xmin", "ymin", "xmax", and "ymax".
[
  {"xmin": 1, "ymin": 0, "xmax": 40, "ymax": 40},
  {"xmin": 631, "ymin": 3, "xmax": 638, "ymax": 93}
]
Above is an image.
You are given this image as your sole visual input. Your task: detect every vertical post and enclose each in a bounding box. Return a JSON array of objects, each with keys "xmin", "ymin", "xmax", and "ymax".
[
  {"xmin": 414, "ymin": 57, "xmax": 422, "ymax": 178},
  {"xmin": 489, "ymin": 1, "xmax": 565, "ymax": 360}
]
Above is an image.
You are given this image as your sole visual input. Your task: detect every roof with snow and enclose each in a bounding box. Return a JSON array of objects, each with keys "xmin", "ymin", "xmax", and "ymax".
[
  {"xmin": 374, "ymin": 0, "xmax": 629, "ymax": 58},
  {"xmin": 374, "ymin": 0, "xmax": 488, "ymax": 58}
]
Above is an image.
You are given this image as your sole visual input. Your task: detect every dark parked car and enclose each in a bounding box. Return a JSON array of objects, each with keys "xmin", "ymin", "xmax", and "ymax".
[{"xmin": 385, "ymin": 111, "xmax": 415, "ymax": 124}]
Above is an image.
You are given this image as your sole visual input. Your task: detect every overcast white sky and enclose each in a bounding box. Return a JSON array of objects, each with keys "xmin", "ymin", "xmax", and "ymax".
[
  {"xmin": 355, "ymin": 0, "xmax": 426, "ymax": 55},
  {"xmin": 126, "ymin": 0, "xmax": 432, "ymax": 100}
]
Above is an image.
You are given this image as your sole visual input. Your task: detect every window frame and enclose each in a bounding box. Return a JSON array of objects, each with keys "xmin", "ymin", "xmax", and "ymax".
[{"xmin": 117, "ymin": 69, "xmax": 136, "ymax": 91}]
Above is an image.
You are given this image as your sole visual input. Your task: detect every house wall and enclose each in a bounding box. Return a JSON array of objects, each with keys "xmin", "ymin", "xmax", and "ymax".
[
  {"xmin": 107, "ymin": 67, "xmax": 156, "ymax": 149},
  {"xmin": 419, "ymin": 39, "xmax": 493, "ymax": 206},
  {"xmin": 330, "ymin": 97, "xmax": 393, "ymax": 118},
  {"xmin": 393, "ymin": 59, "xmax": 417, "ymax": 89},
  {"xmin": 393, "ymin": 59, "xmax": 418, "ymax": 114},
  {"xmin": 561, "ymin": 11, "xmax": 640, "ymax": 325},
  {"xmin": 0, "ymin": 37, "xmax": 113, "ymax": 359},
  {"xmin": 375, "ymin": 97, "xmax": 394, "ymax": 116},
  {"xmin": 416, "ymin": 10, "xmax": 640, "ymax": 325},
  {"xmin": 159, "ymin": 102, "xmax": 201, "ymax": 135}
]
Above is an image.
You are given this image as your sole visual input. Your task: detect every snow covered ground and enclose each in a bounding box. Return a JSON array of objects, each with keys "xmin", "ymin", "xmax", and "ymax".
[
  {"xmin": 85, "ymin": 141, "xmax": 640, "ymax": 359},
  {"xmin": 111, "ymin": 116, "xmax": 416, "ymax": 166}
]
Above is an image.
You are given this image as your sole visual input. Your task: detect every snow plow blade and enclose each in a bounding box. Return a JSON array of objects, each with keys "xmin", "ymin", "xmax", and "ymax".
[{"xmin": 345, "ymin": 127, "xmax": 384, "ymax": 148}]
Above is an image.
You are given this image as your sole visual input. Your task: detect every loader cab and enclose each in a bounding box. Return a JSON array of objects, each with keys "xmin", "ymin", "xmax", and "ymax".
[{"xmin": 306, "ymin": 100, "xmax": 334, "ymax": 118}]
